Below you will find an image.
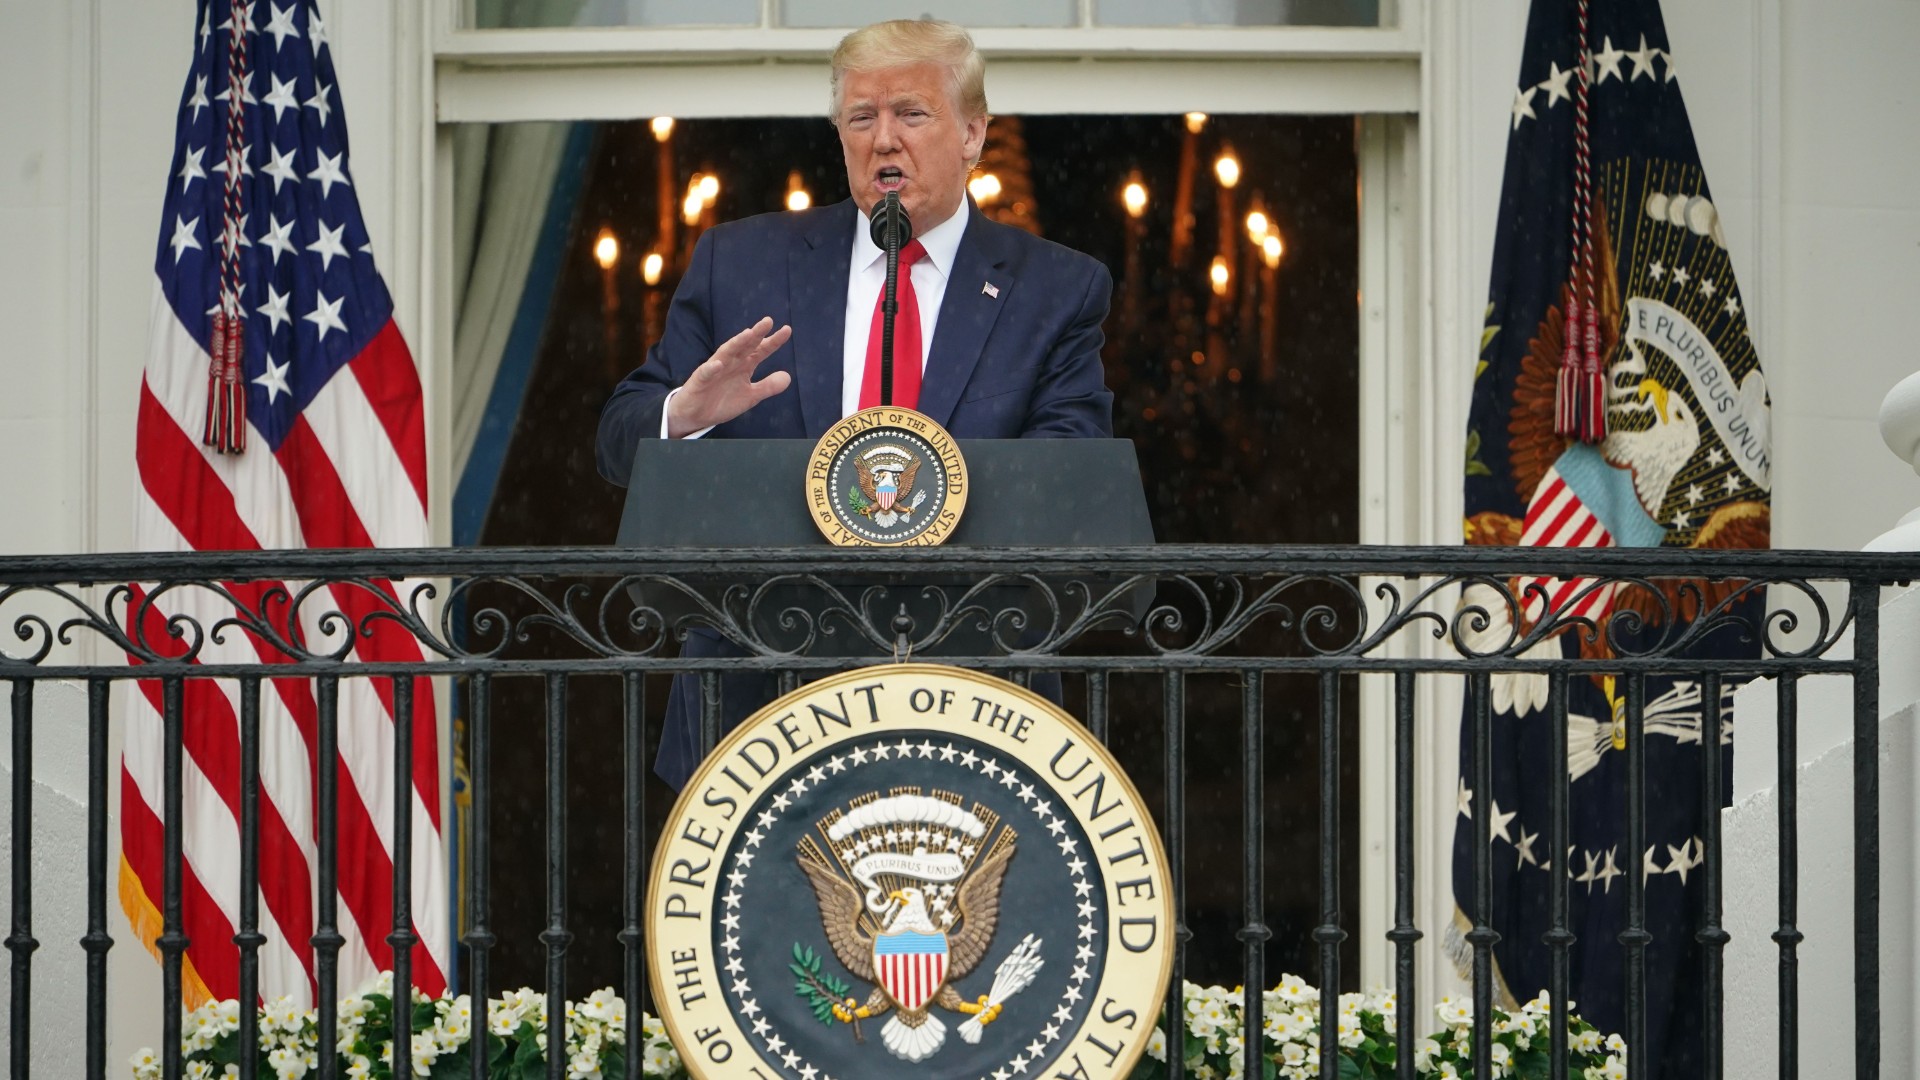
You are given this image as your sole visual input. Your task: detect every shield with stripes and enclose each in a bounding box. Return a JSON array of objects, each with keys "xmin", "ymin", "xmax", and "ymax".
[
  {"xmin": 1513, "ymin": 443, "xmax": 1667, "ymax": 625},
  {"xmin": 873, "ymin": 930, "xmax": 949, "ymax": 1011}
]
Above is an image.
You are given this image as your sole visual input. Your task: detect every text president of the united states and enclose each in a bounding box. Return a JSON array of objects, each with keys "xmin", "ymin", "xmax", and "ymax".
[{"xmin": 596, "ymin": 18, "xmax": 1116, "ymax": 789}]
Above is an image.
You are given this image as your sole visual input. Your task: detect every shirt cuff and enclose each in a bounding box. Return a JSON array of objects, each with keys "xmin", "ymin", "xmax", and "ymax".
[{"xmin": 660, "ymin": 388, "xmax": 715, "ymax": 440}]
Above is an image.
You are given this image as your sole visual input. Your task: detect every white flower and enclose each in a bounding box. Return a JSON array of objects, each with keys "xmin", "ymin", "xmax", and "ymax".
[
  {"xmin": 1435, "ymin": 997, "xmax": 1472, "ymax": 1027},
  {"xmin": 568, "ymin": 1048, "xmax": 603, "ymax": 1079},
  {"xmin": 490, "ymin": 1002, "xmax": 521, "ymax": 1037},
  {"xmin": 579, "ymin": 988, "xmax": 623, "ymax": 1024},
  {"xmin": 129, "ymin": 1047, "xmax": 162, "ymax": 1080},
  {"xmin": 643, "ymin": 1043, "xmax": 680, "ymax": 1076},
  {"xmin": 1491, "ymin": 1042, "xmax": 1513, "ymax": 1078},
  {"xmin": 1147, "ymin": 1027, "xmax": 1168, "ymax": 1061},
  {"xmin": 1336, "ymin": 1015, "xmax": 1365, "ymax": 1049},
  {"xmin": 1413, "ymin": 1037, "xmax": 1442, "ymax": 1071},
  {"xmin": 1274, "ymin": 973, "xmax": 1318, "ymax": 1005},
  {"xmin": 410, "ymin": 1031, "xmax": 440, "ymax": 1077},
  {"xmin": 1573, "ymin": 1027, "xmax": 1603, "ymax": 1053},
  {"xmin": 266, "ymin": 1045, "xmax": 309, "ymax": 1080},
  {"xmin": 345, "ymin": 1055, "xmax": 373, "ymax": 1080},
  {"xmin": 187, "ymin": 1061, "xmax": 214, "ymax": 1080},
  {"xmin": 267, "ymin": 997, "xmax": 307, "ymax": 1035}
]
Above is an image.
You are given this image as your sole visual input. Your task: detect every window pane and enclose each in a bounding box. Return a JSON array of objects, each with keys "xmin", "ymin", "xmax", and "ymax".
[
  {"xmin": 780, "ymin": 0, "xmax": 1076, "ymax": 28},
  {"xmin": 1096, "ymin": 0, "xmax": 1382, "ymax": 27},
  {"xmin": 474, "ymin": 0, "xmax": 759, "ymax": 29}
]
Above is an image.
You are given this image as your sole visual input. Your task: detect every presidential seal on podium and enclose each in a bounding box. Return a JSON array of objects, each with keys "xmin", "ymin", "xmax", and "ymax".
[
  {"xmin": 805, "ymin": 407, "xmax": 968, "ymax": 547},
  {"xmin": 648, "ymin": 665, "xmax": 1173, "ymax": 1080}
]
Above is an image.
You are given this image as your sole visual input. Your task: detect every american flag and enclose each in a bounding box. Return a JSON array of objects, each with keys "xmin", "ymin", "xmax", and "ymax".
[{"xmin": 124, "ymin": 0, "xmax": 446, "ymax": 1005}]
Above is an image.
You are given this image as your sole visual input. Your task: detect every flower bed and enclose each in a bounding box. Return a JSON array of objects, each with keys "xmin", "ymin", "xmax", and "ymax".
[
  {"xmin": 132, "ymin": 973, "xmax": 1625, "ymax": 1080},
  {"xmin": 129, "ymin": 973, "xmax": 680, "ymax": 1080},
  {"xmin": 1137, "ymin": 977, "xmax": 1628, "ymax": 1080}
]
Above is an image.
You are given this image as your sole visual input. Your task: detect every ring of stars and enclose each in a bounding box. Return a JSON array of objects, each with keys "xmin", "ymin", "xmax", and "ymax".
[{"xmin": 721, "ymin": 740, "xmax": 1098, "ymax": 1080}]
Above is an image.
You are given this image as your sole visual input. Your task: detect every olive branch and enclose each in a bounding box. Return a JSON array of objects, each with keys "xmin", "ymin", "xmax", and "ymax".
[{"xmin": 790, "ymin": 942, "xmax": 859, "ymax": 1038}]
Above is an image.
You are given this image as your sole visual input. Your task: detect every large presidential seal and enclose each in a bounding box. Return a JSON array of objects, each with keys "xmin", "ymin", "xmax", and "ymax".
[
  {"xmin": 648, "ymin": 665, "xmax": 1173, "ymax": 1080},
  {"xmin": 805, "ymin": 407, "xmax": 968, "ymax": 547}
]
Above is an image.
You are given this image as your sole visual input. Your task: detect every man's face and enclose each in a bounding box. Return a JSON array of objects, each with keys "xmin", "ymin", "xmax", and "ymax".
[{"xmin": 836, "ymin": 62, "xmax": 987, "ymax": 230}]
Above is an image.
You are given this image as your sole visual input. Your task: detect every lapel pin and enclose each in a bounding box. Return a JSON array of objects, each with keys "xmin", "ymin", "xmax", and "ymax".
[{"xmin": 982, "ymin": 280, "xmax": 1000, "ymax": 299}]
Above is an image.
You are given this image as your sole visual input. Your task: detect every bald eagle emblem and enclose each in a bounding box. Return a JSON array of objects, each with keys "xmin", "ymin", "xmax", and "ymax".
[
  {"xmin": 794, "ymin": 790, "xmax": 1044, "ymax": 1063},
  {"xmin": 849, "ymin": 444, "xmax": 926, "ymax": 528}
]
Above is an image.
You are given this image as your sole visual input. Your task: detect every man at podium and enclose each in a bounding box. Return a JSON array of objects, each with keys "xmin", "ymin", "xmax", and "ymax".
[{"xmin": 596, "ymin": 19, "xmax": 1118, "ymax": 788}]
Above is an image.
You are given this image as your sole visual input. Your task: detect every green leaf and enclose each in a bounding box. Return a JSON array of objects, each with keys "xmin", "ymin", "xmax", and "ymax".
[
  {"xmin": 488, "ymin": 1032, "xmax": 514, "ymax": 1069},
  {"xmin": 1465, "ymin": 429, "xmax": 1494, "ymax": 478},
  {"xmin": 513, "ymin": 1034, "xmax": 544, "ymax": 1079}
]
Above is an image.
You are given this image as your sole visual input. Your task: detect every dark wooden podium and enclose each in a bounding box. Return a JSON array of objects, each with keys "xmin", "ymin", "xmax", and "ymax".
[{"xmin": 616, "ymin": 438, "xmax": 1155, "ymax": 658}]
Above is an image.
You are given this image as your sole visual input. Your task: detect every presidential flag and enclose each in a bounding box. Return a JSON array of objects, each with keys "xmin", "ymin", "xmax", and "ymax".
[
  {"xmin": 124, "ymin": 0, "xmax": 446, "ymax": 1004},
  {"xmin": 1454, "ymin": 0, "xmax": 1769, "ymax": 1075}
]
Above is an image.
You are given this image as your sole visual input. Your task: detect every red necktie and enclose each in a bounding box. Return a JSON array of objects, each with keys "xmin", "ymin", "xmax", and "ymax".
[{"xmin": 858, "ymin": 239, "xmax": 927, "ymax": 411}]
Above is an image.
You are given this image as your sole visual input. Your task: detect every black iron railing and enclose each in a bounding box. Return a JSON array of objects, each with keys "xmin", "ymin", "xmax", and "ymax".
[{"xmin": 0, "ymin": 545, "xmax": 1906, "ymax": 1080}]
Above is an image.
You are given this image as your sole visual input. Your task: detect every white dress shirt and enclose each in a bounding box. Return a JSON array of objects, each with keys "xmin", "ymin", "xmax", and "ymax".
[
  {"xmin": 664, "ymin": 199, "xmax": 970, "ymax": 438},
  {"xmin": 840, "ymin": 197, "xmax": 969, "ymax": 418}
]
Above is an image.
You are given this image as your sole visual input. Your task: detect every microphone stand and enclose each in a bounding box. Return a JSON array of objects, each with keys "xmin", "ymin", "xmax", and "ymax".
[{"xmin": 870, "ymin": 192, "xmax": 914, "ymax": 408}]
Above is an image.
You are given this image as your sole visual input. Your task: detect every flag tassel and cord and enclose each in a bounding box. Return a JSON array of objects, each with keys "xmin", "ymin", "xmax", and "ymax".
[
  {"xmin": 1555, "ymin": 0, "xmax": 1608, "ymax": 444},
  {"xmin": 204, "ymin": 10, "xmax": 249, "ymax": 454}
]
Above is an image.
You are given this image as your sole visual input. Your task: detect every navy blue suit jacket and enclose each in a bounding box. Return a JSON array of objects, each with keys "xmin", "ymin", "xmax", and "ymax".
[{"xmin": 595, "ymin": 198, "xmax": 1114, "ymax": 787}]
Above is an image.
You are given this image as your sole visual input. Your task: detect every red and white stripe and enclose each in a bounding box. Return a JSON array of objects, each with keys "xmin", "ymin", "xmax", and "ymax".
[
  {"xmin": 123, "ymin": 286, "xmax": 446, "ymax": 1005},
  {"xmin": 1515, "ymin": 466, "xmax": 1619, "ymax": 625},
  {"xmin": 876, "ymin": 949, "xmax": 948, "ymax": 1011}
]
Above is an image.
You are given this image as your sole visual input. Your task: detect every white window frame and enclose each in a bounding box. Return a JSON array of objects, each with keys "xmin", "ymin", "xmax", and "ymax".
[{"xmin": 420, "ymin": 0, "xmax": 1457, "ymax": 1004}]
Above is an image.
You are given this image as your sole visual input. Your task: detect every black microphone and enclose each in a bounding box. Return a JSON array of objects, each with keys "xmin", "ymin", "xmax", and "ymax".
[
  {"xmin": 871, "ymin": 192, "xmax": 914, "ymax": 408},
  {"xmin": 869, "ymin": 190, "xmax": 914, "ymax": 251}
]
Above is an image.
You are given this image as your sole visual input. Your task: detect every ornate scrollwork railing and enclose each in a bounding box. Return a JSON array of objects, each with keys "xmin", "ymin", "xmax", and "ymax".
[{"xmin": 0, "ymin": 545, "xmax": 1896, "ymax": 674}]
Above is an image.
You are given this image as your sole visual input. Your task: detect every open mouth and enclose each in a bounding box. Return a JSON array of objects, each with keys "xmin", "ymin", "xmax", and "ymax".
[{"xmin": 875, "ymin": 166, "xmax": 907, "ymax": 192}]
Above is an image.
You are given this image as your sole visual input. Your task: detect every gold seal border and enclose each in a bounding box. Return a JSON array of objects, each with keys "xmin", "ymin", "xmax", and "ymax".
[
  {"xmin": 646, "ymin": 664, "xmax": 1174, "ymax": 1080},
  {"xmin": 804, "ymin": 407, "xmax": 969, "ymax": 547}
]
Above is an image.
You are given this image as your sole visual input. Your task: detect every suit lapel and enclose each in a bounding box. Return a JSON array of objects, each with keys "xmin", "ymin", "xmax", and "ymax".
[
  {"xmin": 790, "ymin": 201, "xmax": 855, "ymax": 436},
  {"xmin": 918, "ymin": 212, "xmax": 1012, "ymax": 428}
]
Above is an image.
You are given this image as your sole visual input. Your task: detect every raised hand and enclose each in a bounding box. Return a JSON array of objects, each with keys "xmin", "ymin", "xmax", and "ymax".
[{"xmin": 665, "ymin": 316, "xmax": 795, "ymax": 438}]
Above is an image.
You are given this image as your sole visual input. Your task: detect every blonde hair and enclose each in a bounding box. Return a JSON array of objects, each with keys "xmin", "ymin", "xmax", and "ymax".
[{"xmin": 828, "ymin": 19, "xmax": 989, "ymax": 123}]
